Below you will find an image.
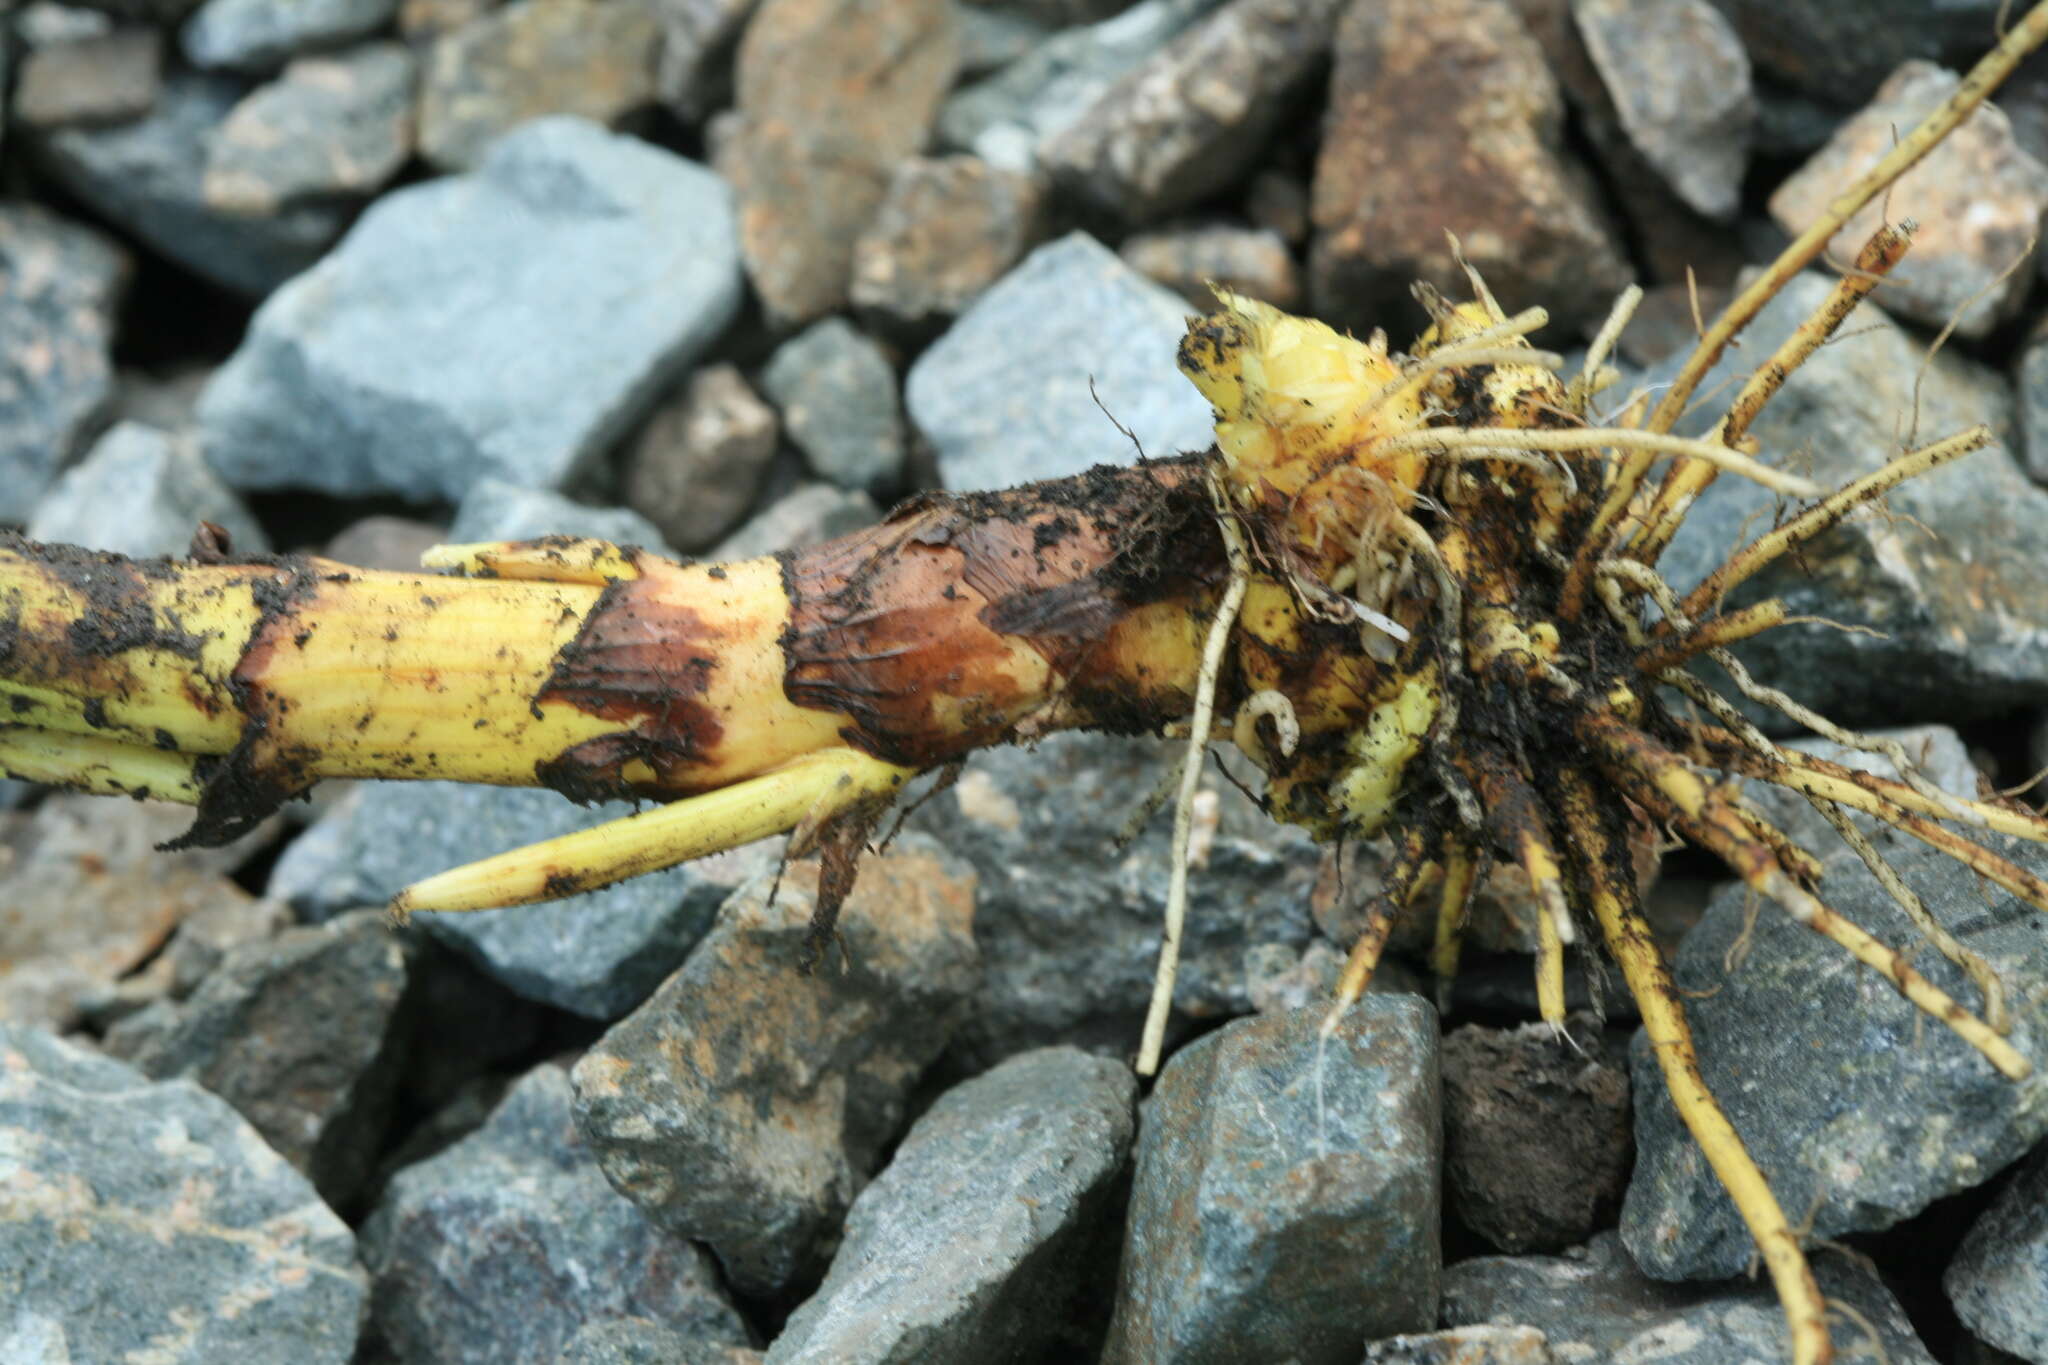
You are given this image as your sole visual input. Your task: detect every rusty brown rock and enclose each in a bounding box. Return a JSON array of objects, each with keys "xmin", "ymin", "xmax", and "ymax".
[
  {"xmin": 1309, "ymin": 0, "xmax": 1631, "ymax": 339},
  {"xmin": 1040, "ymin": 0, "xmax": 1345, "ymax": 225},
  {"xmin": 0, "ymin": 795, "xmax": 273, "ymax": 1032},
  {"xmin": 716, "ymin": 0, "xmax": 959, "ymax": 328},
  {"xmin": 570, "ymin": 840, "xmax": 980, "ymax": 1297},
  {"xmin": 418, "ymin": 0, "xmax": 662, "ymax": 170},
  {"xmin": 849, "ymin": 154, "xmax": 1047, "ymax": 342},
  {"xmin": 1440, "ymin": 1016, "xmax": 1632, "ymax": 1254},
  {"xmin": 1770, "ymin": 60, "xmax": 2048, "ymax": 340}
]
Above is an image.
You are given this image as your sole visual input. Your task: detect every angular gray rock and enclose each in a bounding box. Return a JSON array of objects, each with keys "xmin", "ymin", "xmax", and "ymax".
[
  {"xmin": 203, "ymin": 43, "xmax": 416, "ymax": 216},
  {"xmin": 417, "ymin": 0, "xmax": 662, "ymax": 171},
  {"xmin": 1657, "ymin": 271, "xmax": 2048, "ymax": 726},
  {"xmin": 572, "ymin": 843, "xmax": 981, "ymax": 1298},
  {"xmin": 905, "ymin": 232, "xmax": 1217, "ymax": 491},
  {"xmin": 938, "ymin": 0, "xmax": 1225, "ymax": 172},
  {"xmin": 1442, "ymin": 1233, "xmax": 1934, "ymax": 1364},
  {"xmin": 1621, "ymin": 831, "xmax": 2048, "ymax": 1281},
  {"xmin": 199, "ymin": 116, "xmax": 741, "ymax": 501},
  {"xmin": 849, "ymin": 155, "xmax": 1048, "ymax": 342},
  {"xmin": 29, "ymin": 70, "xmax": 352, "ymax": 295},
  {"xmin": 767, "ymin": 1048, "xmax": 1137, "ymax": 1363},
  {"xmin": 449, "ymin": 477, "xmax": 671, "ymax": 550},
  {"xmin": 267, "ymin": 781, "xmax": 781, "ymax": 1018},
  {"xmin": 558, "ymin": 1319, "xmax": 764, "ymax": 1364},
  {"xmin": 362, "ymin": 1064, "xmax": 752, "ymax": 1365},
  {"xmin": 1707, "ymin": 0, "xmax": 2009, "ymax": 106},
  {"xmin": 181, "ymin": 0, "xmax": 399, "ymax": 71},
  {"xmin": 103, "ymin": 909, "xmax": 413, "ymax": 1210},
  {"xmin": 27, "ymin": 421, "xmax": 270, "ymax": 558},
  {"xmin": 0, "ymin": 202, "xmax": 129, "ymax": 524},
  {"xmin": 2021, "ymin": 323, "xmax": 2048, "ymax": 483},
  {"xmin": 1104, "ymin": 997, "xmax": 1442, "ymax": 1364},
  {"xmin": 907, "ymin": 731, "xmax": 1322, "ymax": 1068},
  {"xmin": 707, "ymin": 482, "xmax": 881, "ymax": 560},
  {"xmin": 760, "ymin": 318, "xmax": 905, "ymax": 495},
  {"xmin": 1360, "ymin": 1325, "xmax": 1556, "ymax": 1365},
  {"xmin": 1120, "ymin": 223, "xmax": 1301, "ymax": 311},
  {"xmin": 623, "ymin": 364, "xmax": 780, "ymax": 553},
  {"xmin": 0, "ymin": 1024, "xmax": 368, "ymax": 1364},
  {"xmin": 645, "ymin": 0, "xmax": 756, "ymax": 122},
  {"xmin": 1571, "ymin": 0, "xmax": 1753, "ymax": 220},
  {"xmin": 1946, "ymin": 1146, "xmax": 2048, "ymax": 1362},
  {"xmin": 1041, "ymin": 0, "xmax": 1345, "ymax": 225},
  {"xmin": 1770, "ymin": 61, "xmax": 2048, "ymax": 339},
  {"xmin": 1440, "ymin": 1016, "xmax": 1632, "ymax": 1254}
]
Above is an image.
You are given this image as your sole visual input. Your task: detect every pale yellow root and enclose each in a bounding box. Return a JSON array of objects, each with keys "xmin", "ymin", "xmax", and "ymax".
[
  {"xmin": 1428, "ymin": 841, "xmax": 1479, "ymax": 987},
  {"xmin": 1556, "ymin": 765, "xmax": 1832, "ymax": 1365},
  {"xmin": 389, "ymin": 746, "xmax": 913, "ymax": 917}
]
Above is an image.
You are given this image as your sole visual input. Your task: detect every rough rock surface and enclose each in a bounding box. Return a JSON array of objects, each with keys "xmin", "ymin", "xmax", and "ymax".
[
  {"xmin": 1706, "ymin": 0, "xmax": 2011, "ymax": 105},
  {"xmin": 0, "ymin": 796, "xmax": 267, "ymax": 1032},
  {"xmin": 12, "ymin": 25, "xmax": 163, "ymax": 128},
  {"xmin": 1440, "ymin": 1016, "xmax": 1633, "ymax": 1253},
  {"xmin": 572, "ymin": 842, "xmax": 981, "ymax": 1298},
  {"xmin": 1360, "ymin": 1325, "xmax": 1557, "ymax": 1365},
  {"xmin": 1041, "ymin": 0, "xmax": 1344, "ymax": 224},
  {"xmin": 558, "ymin": 1318, "xmax": 764, "ymax": 1364},
  {"xmin": 1771, "ymin": 61, "xmax": 2048, "ymax": 338},
  {"xmin": 907, "ymin": 731, "xmax": 1323, "ymax": 1068},
  {"xmin": 267, "ymin": 781, "xmax": 779, "ymax": 1018},
  {"xmin": 904, "ymin": 231, "xmax": 1216, "ymax": 490},
  {"xmin": 849, "ymin": 155, "xmax": 1047, "ymax": 342},
  {"xmin": 2019, "ymin": 323, "xmax": 2048, "ymax": 483},
  {"xmin": 103, "ymin": 909, "xmax": 414, "ymax": 1210},
  {"xmin": 760, "ymin": 318, "xmax": 906, "ymax": 495},
  {"xmin": 29, "ymin": 71, "xmax": 352, "ymax": 295},
  {"xmin": 1311, "ymin": 0, "xmax": 1630, "ymax": 339},
  {"xmin": 362, "ymin": 1064, "xmax": 751, "ymax": 1364},
  {"xmin": 714, "ymin": 0, "xmax": 958, "ymax": 327},
  {"xmin": 1104, "ymin": 998, "xmax": 1442, "ymax": 1364},
  {"xmin": 27, "ymin": 421, "xmax": 269, "ymax": 558},
  {"xmin": 203, "ymin": 43, "xmax": 416, "ymax": 216},
  {"xmin": 1946, "ymin": 1145, "xmax": 2048, "ymax": 1362},
  {"xmin": 199, "ymin": 117, "xmax": 740, "ymax": 501},
  {"xmin": 1571, "ymin": 0, "xmax": 1753, "ymax": 220},
  {"xmin": 181, "ymin": 0, "xmax": 398, "ymax": 71},
  {"xmin": 0, "ymin": 202, "xmax": 129, "ymax": 524},
  {"xmin": 0, "ymin": 1024, "xmax": 368, "ymax": 1363},
  {"xmin": 1120, "ymin": 223, "xmax": 1301, "ymax": 310},
  {"xmin": 767, "ymin": 1048, "xmax": 1136, "ymax": 1363},
  {"xmin": 1622, "ymin": 831, "xmax": 2048, "ymax": 1281},
  {"xmin": 624, "ymin": 364, "xmax": 781, "ymax": 553},
  {"xmin": 1657, "ymin": 271, "xmax": 2048, "ymax": 726},
  {"xmin": 1442, "ymin": 1233, "xmax": 1934, "ymax": 1363},
  {"xmin": 708, "ymin": 482, "xmax": 881, "ymax": 560},
  {"xmin": 449, "ymin": 477, "xmax": 671, "ymax": 550},
  {"xmin": 938, "ymin": 0, "xmax": 1225, "ymax": 172},
  {"xmin": 418, "ymin": 0, "xmax": 662, "ymax": 170}
]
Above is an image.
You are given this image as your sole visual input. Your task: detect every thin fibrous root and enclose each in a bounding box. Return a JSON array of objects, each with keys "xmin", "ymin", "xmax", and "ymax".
[
  {"xmin": 1323, "ymin": 826, "xmax": 1433, "ymax": 1037},
  {"xmin": 1644, "ymin": 1, "xmax": 2048, "ymax": 439},
  {"xmin": 1568, "ymin": 283, "xmax": 1644, "ymax": 417},
  {"xmin": 1626, "ymin": 224, "xmax": 1918, "ymax": 568},
  {"xmin": 1675, "ymin": 425, "xmax": 1993, "ymax": 621},
  {"xmin": 1370, "ymin": 427, "xmax": 1822, "ymax": 499},
  {"xmin": 1554, "ymin": 765, "xmax": 1830, "ymax": 1365},
  {"xmin": 1580, "ymin": 710, "xmax": 2030, "ymax": 1083},
  {"xmin": 387, "ymin": 746, "xmax": 913, "ymax": 919},
  {"xmin": 1428, "ymin": 840, "xmax": 1479, "ymax": 1007},
  {"xmin": 1137, "ymin": 468, "xmax": 1252, "ymax": 1077}
]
